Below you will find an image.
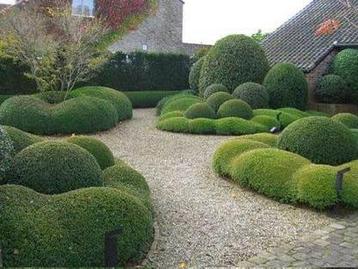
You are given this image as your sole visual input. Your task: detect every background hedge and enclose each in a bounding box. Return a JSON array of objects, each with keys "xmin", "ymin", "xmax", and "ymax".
[
  {"xmin": 124, "ymin": 90, "xmax": 182, "ymax": 108},
  {"xmin": 314, "ymin": 74, "xmax": 350, "ymax": 104},
  {"xmin": 189, "ymin": 57, "xmax": 205, "ymax": 93}
]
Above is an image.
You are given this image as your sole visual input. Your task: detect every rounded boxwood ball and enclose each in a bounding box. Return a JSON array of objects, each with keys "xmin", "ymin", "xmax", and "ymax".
[
  {"xmin": 203, "ymin": 84, "xmax": 229, "ymax": 99},
  {"xmin": 217, "ymin": 99, "xmax": 253, "ymax": 119},
  {"xmin": 331, "ymin": 113, "xmax": 358, "ymax": 129},
  {"xmin": 66, "ymin": 136, "xmax": 115, "ymax": 170},
  {"xmin": 8, "ymin": 141, "xmax": 103, "ymax": 194},
  {"xmin": 206, "ymin": 92, "xmax": 234, "ymax": 112},
  {"xmin": 278, "ymin": 117, "xmax": 356, "ymax": 165},
  {"xmin": 2, "ymin": 125, "xmax": 43, "ymax": 153},
  {"xmin": 184, "ymin": 103, "xmax": 216, "ymax": 119},
  {"xmin": 157, "ymin": 117, "xmax": 190, "ymax": 133},
  {"xmin": 188, "ymin": 118, "xmax": 216, "ymax": 134},
  {"xmin": 0, "ymin": 126, "xmax": 14, "ymax": 183},
  {"xmin": 189, "ymin": 57, "xmax": 205, "ymax": 92},
  {"xmin": 263, "ymin": 63, "xmax": 308, "ymax": 110},
  {"xmin": 314, "ymin": 75, "xmax": 351, "ymax": 104},
  {"xmin": 232, "ymin": 82, "xmax": 269, "ymax": 109},
  {"xmin": 199, "ymin": 35, "xmax": 269, "ymax": 93}
]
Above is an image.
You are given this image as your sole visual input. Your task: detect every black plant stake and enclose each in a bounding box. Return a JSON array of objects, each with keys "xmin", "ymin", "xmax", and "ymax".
[{"xmin": 104, "ymin": 226, "xmax": 123, "ymax": 267}]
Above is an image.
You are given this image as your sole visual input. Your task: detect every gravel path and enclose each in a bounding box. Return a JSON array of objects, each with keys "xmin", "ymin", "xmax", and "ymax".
[{"xmin": 93, "ymin": 109, "xmax": 334, "ymax": 268}]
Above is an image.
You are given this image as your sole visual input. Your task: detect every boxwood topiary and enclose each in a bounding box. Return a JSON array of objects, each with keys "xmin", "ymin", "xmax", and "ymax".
[
  {"xmin": 314, "ymin": 74, "xmax": 351, "ymax": 104},
  {"xmin": 340, "ymin": 160, "xmax": 358, "ymax": 208},
  {"xmin": 0, "ymin": 126, "xmax": 14, "ymax": 184},
  {"xmin": 189, "ymin": 57, "xmax": 205, "ymax": 92},
  {"xmin": 253, "ymin": 109, "xmax": 301, "ymax": 128},
  {"xmin": 215, "ymin": 117, "xmax": 257, "ymax": 135},
  {"xmin": 232, "ymin": 82, "xmax": 269, "ymax": 109},
  {"xmin": 277, "ymin": 117, "xmax": 356, "ymax": 165},
  {"xmin": 217, "ymin": 99, "xmax": 253, "ymax": 119},
  {"xmin": 157, "ymin": 117, "xmax": 190, "ymax": 133},
  {"xmin": 188, "ymin": 118, "xmax": 217, "ymax": 134},
  {"xmin": 161, "ymin": 96, "xmax": 202, "ymax": 115},
  {"xmin": 203, "ymin": 83, "xmax": 229, "ymax": 99},
  {"xmin": 250, "ymin": 115, "xmax": 280, "ymax": 130},
  {"xmin": 2, "ymin": 125, "xmax": 43, "ymax": 153},
  {"xmin": 66, "ymin": 136, "xmax": 115, "ymax": 170},
  {"xmin": 7, "ymin": 141, "xmax": 103, "ymax": 194},
  {"xmin": 206, "ymin": 92, "xmax": 234, "ymax": 112},
  {"xmin": 240, "ymin": 133, "xmax": 278, "ymax": 147},
  {"xmin": 331, "ymin": 113, "xmax": 358, "ymax": 129},
  {"xmin": 184, "ymin": 102, "xmax": 216, "ymax": 119},
  {"xmin": 159, "ymin": 111, "xmax": 184, "ymax": 121},
  {"xmin": 199, "ymin": 35, "xmax": 269, "ymax": 93},
  {"xmin": 263, "ymin": 63, "xmax": 308, "ymax": 110}
]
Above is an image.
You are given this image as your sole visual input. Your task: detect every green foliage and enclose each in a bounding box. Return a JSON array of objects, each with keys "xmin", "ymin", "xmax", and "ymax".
[
  {"xmin": 184, "ymin": 102, "xmax": 216, "ymax": 119},
  {"xmin": 203, "ymin": 83, "xmax": 229, "ymax": 99},
  {"xmin": 157, "ymin": 117, "xmax": 190, "ymax": 133},
  {"xmin": 191, "ymin": 47, "xmax": 210, "ymax": 63},
  {"xmin": 215, "ymin": 117, "xmax": 257, "ymax": 135},
  {"xmin": 314, "ymin": 74, "xmax": 351, "ymax": 104},
  {"xmin": 0, "ymin": 95, "xmax": 13, "ymax": 105},
  {"xmin": 124, "ymin": 90, "xmax": 182, "ymax": 108},
  {"xmin": 251, "ymin": 29, "xmax": 269, "ymax": 42},
  {"xmin": 206, "ymin": 92, "xmax": 234, "ymax": 112},
  {"xmin": 189, "ymin": 57, "xmax": 205, "ymax": 92},
  {"xmin": 251, "ymin": 115, "xmax": 280, "ymax": 130},
  {"xmin": 156, "ymin": 92, "xmax": 194, "ymax": 115},
  {"xmin": 278, "ymin": 117, "xmax": 356, "ymax": 165},
  {"xmin": 199, "ymin": 35, "xmax": 269, "ymax": 93},
  {"xmin": 2, "ymin": 125, "xmax": 43, "ymax": 153},
  {"xmin": 159, "ymin": 111, "xmax": 184, "ymax": 121},
  {"xmin": 263, "ymin": 63, "xmax": 308, "ymax": 110},
  {"xmin": 36, "ymin": 91, "xmax": 67, "ymax": 104},
  {"xmin": 232, "ymin": 82, "xmax": 269, "ymax": 109},
  {"xmin": 188, "ymin": 118, "xmax": 216, "ymax": 134},
  {"xmin": 7, "ymin": 141, "xmax": 103, "ymax": 194},
  {"xmin": 240, "ymin": 133, "xmax": 278, "ymax": 147},
  {"xmin": 277, "ymin": 107, "xmax": 310, "ymax": 118},
  {"xmin": 340, "ymin": 160, "xmax": 358, "ymax": 208},
  {"xmin": 217, "ymin": 99, "xmax": 253, "ymax": 119},
  {"xmin": 253, "ymin": 108, "xmax": 301, "ymax": 128},
  {"xmin": 331, "ymin": 113, "xmax": 358, "ymax": 129},
  {"xmin": 66, "ymin": 136, "xmax": 115, "ymax": 170},
  {"xmin": 160, "ymin": 95, "xmax": 202, "ymax": 115},
  {"xmin": 0, "ymin": 126, "xmax": 14, "ymax": 183}
]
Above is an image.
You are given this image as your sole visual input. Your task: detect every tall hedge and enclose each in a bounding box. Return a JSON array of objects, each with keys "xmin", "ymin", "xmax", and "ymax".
[
  {"xmin": 90, "ymin": 51, "xmax": 190, "ymax": 91},
  {"xmin": 198, "ymin": 35, "xmax": 269, "ymax": 94}
]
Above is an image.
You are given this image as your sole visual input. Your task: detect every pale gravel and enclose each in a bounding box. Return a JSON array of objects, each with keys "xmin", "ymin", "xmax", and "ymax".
[{"xmin": 91, "ymin": 108, "xmax": 334, "ymax": 268}]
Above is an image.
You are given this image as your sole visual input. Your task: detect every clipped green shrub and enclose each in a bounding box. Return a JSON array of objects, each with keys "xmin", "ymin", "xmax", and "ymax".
[
  {"xmin": 230, "ymin": 148, "xmax": 310, "ymax": 201},
  {"xmin": 0, "ymin": 126, "xmax": 14, "ymax": 183},
  {"xmin": 203, "ymin": 84, "xmax": 229, "ymax": 99},
  {"xmin": 161, "ymin": 96, "xmax": 202, "ymax": 115},
  {"xmin": 278, "ymin": 117, "xmax": 356, "ymax": 165},
  {"xmin": 240, "ymin": 133, "xmax": 278, "ymax": 147},
  {"xmin": 7, "ymin": 141, "xmax": 103, "ymax": 194},
  {"xmin": 340, "ymin": 160, "xmax": 358, "ymax": 208},
  {"xmin": 2, "ymin": 125, "xmax": 43, "ymax": 153},
  {"xmin": 217, "ymin": 99, "xmax": 253, "ymax": 119},
  {"xmin": 206, "ymin": 92, "xmax": 234, "ymax": 112},
  {"xmin": 159, "ymin": 111, "xmax": 184, "ymax": 121},
  {"xmin": 293, "ymin": 164, "xmax": 338, "ymax": 209},
  {"xmin": 0, "ymin": 185, "xmax": 153, "ymax": 266},
  {"xmin": 199, "ymin": 35, "xmax": 269, "ymax": 93},
  {"xmin": 124, "ymin": 90, "xmax": 181, "ymax": 108},
  {"xmin": 314, "ymin": 74, "xmax": 351, "ymax": 104},
  {"xmin": 188, "ymin": 118, "xmax": 216, "ymax": 134},
  {"xmin": 263, "ymin": 63, "xmax": 308, "ymax": 110},
  {"xmin": 216, "ymin": 117, "xmax": 257, "ymax": 135},
  {"xmin": 251, "ymin": 115, "xmax": 280, "ymax": 130},
  {"xmin": 213, "ymin": 139, "xmax": 269, "ymax": 176},
  {"xmin": 156, "ymin": 92, "xmax": 195, "ymax": 115},
  {"xmin": 232, "ymin": 82, "xmax": 269, "ymax": 109},
  {"xmin": 253, "ymin": 109, "xmax": 301, "ymax": 128},
  {"xmin": 332, "ymin": 113, "xmax": 358, "ymax": 129},
  {"xmin": 157, "ymin": 117, "xmax": 190, "ymax": 133},
  {"xmin": 66, "ymin": 136, "xmax": 115, "ymax": 170},
  {"xmin": 278, "ymin": 107, "xmax": 310, "ymax": 118},
  {"xmin": 189, "ymin": 57, "xmax": 205, "ymax": 92},
  {"xmin": 70, "ymin": 86, "xmax": 133, "ymax": 121},
  {"xmin": 0, "ymin": 95, "xmax": 13, "ymax": 105},
  {"xmin": 184, "ymin": 102, "xmax": 216, "ymax": 119},
  {"xmin": 36, "ymin": 91, "xmax": 67, "ymax": 104}
]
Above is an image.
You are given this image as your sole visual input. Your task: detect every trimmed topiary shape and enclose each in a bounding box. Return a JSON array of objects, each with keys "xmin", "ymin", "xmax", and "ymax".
[
  {"xmin": 189, "ymin": 57, "xmax": 205, "ymax": 92},
  {"xmin": 0, "ymin": 126, "xmax": 14, "ymax": 183},
  {"xmin": 203, "ymin": 83, "xmax": 229, "ymax": 99},
  {"xmin": 206, "ymin": 92, "xmax": 234, "ymax": 112},
  {"xmin": 215, "ymin": 117, "xmax": 257, "ymax": 135},
  {"xmin": 2, "ymin": 125, "xmax": 43, "ymax": 153},
  {"xmin": 340, "ymin": 160, "xmax": 358, "ymax": 208},
  {"xmin": 250, "ymin": 115, "xmax": 280, "ymax": 130},
  {"xmin": 188, "ymin": 118, "xmax": 216, "ymax": 134},
  {"xmin": 332, "ymin": 113, "xmax": 358, "ymax": 129},
  {"xmin": 217, "ymin": 99, "xmax": 253, "ymax": 119},
  {"xmin": 66, "ymin": 136, "xmax": 115, "ymax": 170},
  {"xmin": 157, "ymin": 117, "xmax": 190, "ymax": 133},
  {"xmin": 7, "ymin": 141, "xmax": 103, "ymax": 194},
  {"xmin": 184, "ymin": 102, "xmax": 216, "ymax": 119},
  {"xmin": 161, "ymin": 96, "xmax": 202, "ymax": 115},
  {"xmin": 232, "ymin": 82, "xmax": 269, "ymax": 109},
  {"xmin": 253, "ymin": 109, "xmax": 301, "ymax": 128},
  {"xmin": 277, "ymin": 117, "xmax": 356, "ymax": 165},
  {"xmin": 240, "ymin": 133, "xmax": 278, "ymax": 147},
  {"xmin": 199, "ymin": 35, "xmax": 269, "ymax": 93},
  {"xmin": 314, "ymin": 74, "xmax": 351, "ymax": 104},
  {"xmin": 263, "ymin": 63, "xmax": 308, "ymax": 110}
]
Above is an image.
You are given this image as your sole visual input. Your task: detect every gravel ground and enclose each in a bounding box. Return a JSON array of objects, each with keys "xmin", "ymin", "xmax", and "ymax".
[{"xmin": 92, "ymin": 109, "xmax": 334, "ymax": 268}]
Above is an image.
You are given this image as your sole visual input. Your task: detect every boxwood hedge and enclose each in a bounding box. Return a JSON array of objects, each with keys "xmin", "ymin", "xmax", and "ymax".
[
  {"xmin": 2, "ymin": 125, "xmax": 43, "ymax": 153},
  {"xmin": 331, "ymin": 113, "xmax": 358, "ymax": 129},
  {"xmin": 314, "ymin": 74, "xmax": 351, "ymax": 104},
  {"xmin": 232, "ymin": 82, "xmax": 269, "ymax": 109},
  {"xmin": 184, "ymin": 102, "xmax": 216, "ymax": 119},
  {"xmin": 203, "ymin": 83, "xmax": 229, "ymax": 99},
  {"xmin": 206, "ymin": 92, "xmax": 234, "ymax": 112},
  {"xmin": 217, "ymin": 99, "xmax": 253, "ymax": 119},
  {"xmin": 0, "ymin": 126, "xmax": 14, "ymax": 183}
]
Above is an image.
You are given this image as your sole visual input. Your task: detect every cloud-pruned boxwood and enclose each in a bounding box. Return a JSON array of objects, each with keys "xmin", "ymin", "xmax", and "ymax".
[
  {"xmin": 156, "ymin": 91, "xmax": 195, "ymax": 115},
  {"xmin": 159, "ymin": 111, "xmax": 184, "ymax": 121},
  {"xmin": 188, "ymin": 118, "xmax": 217, "ymax": 134},
  {"xmin": 0, "ymin": 126, "xmax": 14, "ymax": 183},
  {"xmin": 263, "ymin": 63, "xmax": 308, "ymax": 110},
  {"xmin": 157, "ymin": 117, "xmax": 190, "ymax": 133},
  {"xmin": 215, "ymin": 117, "xmax": 257, "ymax": 135},
  {"xmin": 251, "ymin": 115, "xmax": 280, "ymax": 131},
  {"xmin": 189, "ymin": 57, "xmax": 205, "ymax": 92},
  {"xmin": 314, "ymin": 74, "xmax": 351, "ymax": 104},
  {"xmin": 199, "ymin": 35, "xmax": 269, "ymax": 93},
  {"xmin": 217, "ymin": 99, "xmax": 253, "ymax": 119},
  {"xmin": 278, "ymin": 117, "xmax": 356, "ymax": 165},
  {"xmin": 184, "ymin": 102, "xmax": 216, "ymax": 119},
  {"xmin": 203, "ymin": 84, "xmax": 229, "ymax": 99},
  {"xmin": 240, "ymin": 133, "xmax": 278, "ymax": 147},
  {"xmin": 332, "ymin": 113, "xmax": 358, "ymax": 129},
  {"xmin": 124, "ymin": 90, "xmax": 181, "ymax": 108},
  {"xmin": 7, "ymin": 141, "xmax": 103, "ymax": 194},
  {"xmin": 253, "ymin": 108, "xmax": 301, "ymax": 128},
  {"xmin": 2, "ymin": 125, "xmax": 43, "ymax": 153},
  {"xmin": 206, "ymin": 92, "xmax": 234, "ymax": 112},
  {"xmin": 66, "ymin": 136, "xmax": 115, "ymax": 170},
  {"xmin": 160, "ymin": 95, "xmax": 202, "ymax": 115},
  {"xmin": 340, "ymin": 160, "xmax": 358, "ymax": 208},
  {"xmin": 232, "ymin": 82, "xmax": 269, "ymax": 109}
]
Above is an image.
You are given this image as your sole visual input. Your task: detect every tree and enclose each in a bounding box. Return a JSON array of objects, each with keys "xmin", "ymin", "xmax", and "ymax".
[
  {"xmin": 251, "ymin": 30, "xmax": 268, "ymax": 42},
  {"xmin": 0, "ymin": 1, "xmax": 108, "ymax": 98}
]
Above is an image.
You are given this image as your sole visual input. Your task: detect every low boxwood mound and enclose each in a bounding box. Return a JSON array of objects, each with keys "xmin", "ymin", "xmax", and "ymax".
[
  {"xmin": 278, "ymin": 107, "xmax": 310, "ymax": 118},
  {"xmin": 217, "ymin": 99, "xmax": 253, "ymax": 119},
  {"xmin": 314, "ymin": 75, "xmax": 351, "ymax": 104},
  {"xmin": 0, "ymin": 184, "xmax": 153, "ymax": 267},
  {"xmin": 2, "ymin": 125, "xmax": 43, "ymax": 153},
  {"xmin": 340, "ymin": 160, "xmax": 358, "ymax": 208},
  {"xmin": 36, "ymin": 91, "xmax": 68, "ymax": 104},
  {"xmin": 216, "ymin": 117, "xmax": 257, "ymax": 135},
  {"xmin": 188, "ymin": 118, "xmax": 217, "ymax": 134},
  {"xmin": 71, "ymin": 86, "xmax": 133, "ymax": 121},
  {"xmin": 206, "ymin": 92, "xmax": 234, "ymax": 112},
  {"xmin": 278, "ymin": 117, "xmax": 356, "ymax": 165},
  {"xmin": 189, "ymin": 57, "xmax": 205, "ymax": 92},
  {"xmin": 161, "ymin": 95, "xmax": 202, "ymax": 115},
  {"xmin": 253, "ymin": 109, "xmax": 301, "ymax": 128},
  {"xmin": 232, "ymin": 82, "xmax": 269, "ymax": 109},
  {"xmin": 332, "ymin": 113, "xmax": 358, "ymax": 129},
  {"xmin": 66, "ymin": 136, "xmax": 115, "ymax": 170},
  {"xmin": 159, "ymin": 111, "xmax": 184, "ymax": 121},
  {"xmin": 0, "ymin": 126, "xmax": 14, "ymax": 184},
  {"xmin": 240, "ymin": 133, "xmax": 278, "ymax": 147},
  {"xmin": 263, "ymin": 63, "xmax": 308, "ymax": 110},
  {"xmin": 251, "ymin": 115, "xmax": 280, "ymax": 130},
  {"xmin": 157, "ymin": 117, "xmax": 190, "ymax": 133},
  {"xmin": 184, "ymin": 103, "xmax": 216, "ymax": 119},
  {"xmin": 203, "ymin": 84, "xmax": 229, "ymax": 99},
  {"xmin": 7, "ymin": 141, "xmax": 103, "ymax": 194},
  {"xmin": 156, "ymin": 92, "xmax": 195, "ymax": 115}
]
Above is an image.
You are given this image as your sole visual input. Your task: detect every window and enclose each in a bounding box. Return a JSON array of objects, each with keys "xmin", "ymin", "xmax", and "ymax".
[{"xmin": 72, "ymin": 0, "xmax": 95, "ymax": 17}]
